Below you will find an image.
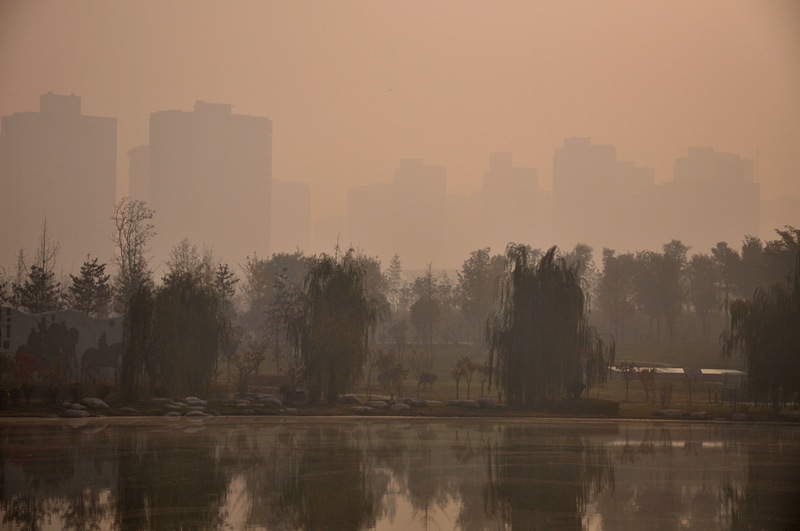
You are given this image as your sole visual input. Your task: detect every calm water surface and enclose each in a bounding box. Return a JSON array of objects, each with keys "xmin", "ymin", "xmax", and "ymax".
[{"xmin": 1, "ymin": 417, "xmax": 799, "ymax": 530}]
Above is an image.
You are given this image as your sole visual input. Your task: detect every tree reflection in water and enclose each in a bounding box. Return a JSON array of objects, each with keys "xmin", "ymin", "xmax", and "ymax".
[
  {"xmin": 114, "ymin": 425, "xmax": 228, "ymax": 530},
  {"xmin": 274, "ymin": 425, "xmax": 383, "ymax": 530},
  {"xmin": 0, "ymin": 419, "xmax": 798, "ymax": 529},
  {"xmin": 483, "ymin": 424, "xmax": 615, "ymax": 529},
  {"xmin": 725, "ymin": 427, "xmax": 800, "ymax": 529},
  {"xmin": 1, "ymin": 423, "xmax": 113, "ymax": 530}
]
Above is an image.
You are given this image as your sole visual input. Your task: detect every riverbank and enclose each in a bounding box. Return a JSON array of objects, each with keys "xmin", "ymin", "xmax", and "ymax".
[{"xmin": 2, "ymin": 394, "xmax": 798, "ymax": 423}]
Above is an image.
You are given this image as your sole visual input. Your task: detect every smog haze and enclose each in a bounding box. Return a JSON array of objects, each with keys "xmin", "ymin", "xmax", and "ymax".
[{"xmin": 1, "ymin": 0, "xmax": 799, "ymax": 270}]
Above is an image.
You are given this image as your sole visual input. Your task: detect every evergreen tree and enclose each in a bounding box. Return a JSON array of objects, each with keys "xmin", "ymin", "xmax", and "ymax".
[
  {"xmin": 67, "ymin": 256, "xmax": 112, "ymax": 317},
  {"xmin": 12, "ymin": 265, "xmax": 61, "ymax": 314},
  {"xmin": 12, "ymin": 220, "xmax": 62, "ymax": 313},
  {"xmin": 385, "ymin": 254, "xmax": 404, "ymax": 311}
]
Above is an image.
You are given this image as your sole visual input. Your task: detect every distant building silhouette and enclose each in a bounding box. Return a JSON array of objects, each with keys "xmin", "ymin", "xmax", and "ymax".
[
  {"xmin": 347, "ymin": 159, "xmax": 447, "ymax": 269},
  {"xmin": 655, "ymin": 146, "xmax": 758, "ymax": 251},
  {"xmin": 479, "ymin": 152, "xmax": 549, "ymax": 252},
  {"xmin": 553, "ymin": 137, "xmax": 654, "ymax": 252},
  {"xmin": 313, "ymin": 214, "xmax": 347, "ymax": 256},
  {"xmin": 136, "ymin": 101, "xmax": 272, "ymax": 268},
  {"xmin": 271, "ymin": 180, "xmax": 310, "ymax": 253},
  {"xmin": 0, "ymin": 93, "xmax": 116, "ymax": 272}
]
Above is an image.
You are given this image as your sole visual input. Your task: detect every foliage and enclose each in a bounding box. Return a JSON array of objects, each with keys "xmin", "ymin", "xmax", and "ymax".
[
  {"xmin": 112, "ymin": 198, "xmax": 155, "ymax": 313},
  {"xmin": 289, "ymin": 250, "xmax": 386, "ymax": 403},
  {"xmin": 163, "ymin": 238, "xmax": 214, "ymax": 286},
  {"xmin": 563, "ymin": 243, "xmax": 599, "ymax": 310},
  {"xmin": 241, "ymin": 252, "xmax": 306, "ymax": 367},
  {"xmin": 232, "ymin": 348, "xmax": 266, "ymax": 396},
  {"xmin": 458, "ymin": 248, "xmax": 506, "ymax": 353},
  {"xmin": 119, "ymin": 272, "xmax": 229, "ymax": 400},
  {"xmin": 722, "ymin": 253, "xmax": 800, "ymax": 410},
  {"xmin": 12, "ymin": 265, "xmax": 61, "ymax": 314},
  {"xmin": 486, "ymin": 245, "xmax": 614, "ymax": 408},
  {"xmin": 375, "ymin": 350, "xmax": 407, "ymax": 397},
  {"xmin": 596, "ymin": 249, "xmax": 636, "ymax": 341},
  {"xmin": 385, "ymin": 254, "xmax": 404, "ymax": 311},
  {"xmin": 454, "ymin": 355, "xmax": 479, "ymax": 399},
  {"xmin": 67, "ymin": 256, "xmax": 112, "ymax": 317},
  {"xmin": 632, "ymin": 240, "xmax": 688, "ymax": 342},
  {"xmin": 764, "ymin": 226, "xmax": 800, "ymax": 286},
  {"xmin": 687, "ymin": 253, "xmax": 719, "ymax": 341},
  {"xmin": 411, "ymin": 265, "xmax": 444, "ymax": 349},
  {"xmin": 0, "ymin": 275, "xmax": 8, "ymax": 306}
]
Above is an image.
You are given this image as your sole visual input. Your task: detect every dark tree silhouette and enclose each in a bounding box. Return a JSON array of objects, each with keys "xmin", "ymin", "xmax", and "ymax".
[
  {"xmin": 596, "ymin": 248, "xmax": 636, "ymax": 342},
  {"xmin": 459, "ymin": 248, "xmax": 506, "ymax": 354},
  {"xmin": 67, "ymin": 256, "xmax": 111, "ymax": 317},
  {"xmin": 289, "ymin": 250, "xmax": 385, "ymax": 403},
  {"xmin": 12, "ymin": 264, "xmax": 61, "ymax": 314},
  {"xmin": 486, "ymin": 245, "xmax": 614, "ymax": 407},
  {"xmin": 410, "ymin": 265, "xmax": 443, "ymax": 348},
  {"xmin": 687, "ymin": 253, "xmax": 719, "ymax": 341},
  {"xmin": 723, "ymin": 253, "xmax": 800, "ymax": 410},
  {"xmin": 120, "ymin": 271, "xmax": 229, "ymax": 400}
]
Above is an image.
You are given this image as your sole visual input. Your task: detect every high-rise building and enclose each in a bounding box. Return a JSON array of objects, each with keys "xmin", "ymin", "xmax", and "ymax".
[
  {"xmin": 480, "ymin": 152, "xmax": 548, "ymax": 251},
  {"xmin": 657, "ymin": 147, "xmax": 758, "ymax": 251},
  {"xmin": 140, "ymin": 101, "xmax": 272, "ymax": 269},
  {"xmin": 0, "ymin": 93, "xmax": 117, "ymax": 272},
  {"xmin": 347, "ymin": 159, "xmax": 447, "ymax": 269},
  {"xmin": 553, "ymin": 137, "xmax": 654, "ymax": 252}
]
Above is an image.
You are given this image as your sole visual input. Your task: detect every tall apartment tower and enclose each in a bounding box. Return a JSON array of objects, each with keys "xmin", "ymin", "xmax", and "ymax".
[
  {"xmin": 659, "ymin": 147, "xmax": 758, "ymax": 251},
  {"xmin": 0, "ymin": 93, "xmax": 117, "ymax": 272},
  {"xmin": 347, "ymin": 159, "xmax": 447, "ymax": 269},
  {"xmin": 142, "ymin": 101, "xmax": 272, "ymax": 269},
  {"xmin": 553, "ymin": 137, "xmax": 654, "ymax": 252},
  {"xmin": 480, "ymin": 152, "xmax": 548, "ymax": 251}
]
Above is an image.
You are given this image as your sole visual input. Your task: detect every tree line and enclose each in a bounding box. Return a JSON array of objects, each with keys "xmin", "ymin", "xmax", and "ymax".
[{"xmin": 1, "ymin": 198, "xmax": 797, "ymax": 407}]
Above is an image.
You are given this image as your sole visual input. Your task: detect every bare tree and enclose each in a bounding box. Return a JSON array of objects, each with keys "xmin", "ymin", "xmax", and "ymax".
[{"xmin": 111, "ymin": 198, "xmax": 155, "ymax": 313}]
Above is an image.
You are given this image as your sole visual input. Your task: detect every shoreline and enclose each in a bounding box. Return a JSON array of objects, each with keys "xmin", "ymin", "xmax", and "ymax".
[{"xmin": 1, "ymin": 400, "xmax": 798, "ymax": 424}]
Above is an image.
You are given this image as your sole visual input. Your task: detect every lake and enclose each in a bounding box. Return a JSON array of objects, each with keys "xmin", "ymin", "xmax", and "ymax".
[{"xmin": 1, "ymin": 417, "xmax": 799, "ymax": 530}]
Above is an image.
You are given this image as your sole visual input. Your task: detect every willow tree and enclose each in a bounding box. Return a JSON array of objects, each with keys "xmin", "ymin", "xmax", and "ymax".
[
  {"xmin": 723, "ymin": 254, "xmax": 800, "ymax": 410},
  {"xmin": 486, "ymin": 245, "xmax": 614, "ymax": 408},
  {"xmin": 120, "ymin": 272, "xmax": 228, "ymax": 400},
  {"xmin": 290, "ymin": 250, "xmax": 384, "ymax": 403}
]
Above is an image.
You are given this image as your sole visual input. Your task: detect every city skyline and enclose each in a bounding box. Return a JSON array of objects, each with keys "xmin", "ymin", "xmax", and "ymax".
[
  {"xmin": 1, "ymin": 2, "xmax": 797, "ymax": 215},
  {"xmin": 0, "ymin": 91, "xmax": 791, "ymax": 272},
  {"xmin": 1, "ymin": 1, "xmax": 799, "ymax": 270}
]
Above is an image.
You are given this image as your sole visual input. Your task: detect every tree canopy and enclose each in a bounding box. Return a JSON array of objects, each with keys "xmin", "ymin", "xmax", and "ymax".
[
  {"xmin": 120, "ymin": 271, "xmax": 229, "ymax": 400},
  {"xmin": 723, "ymin": 252, "xmax": 800, "ymax": 409},
  {"xmin": 486, "ymin": 245, "xmax": 614, "ymax": 407},
  {"xmin": 289, "ymin": 250, "xmax": 386, "ymax": 403},
  {"xmin": 67, "ymin": 256, "xmax": 111, "ymax": 318}
]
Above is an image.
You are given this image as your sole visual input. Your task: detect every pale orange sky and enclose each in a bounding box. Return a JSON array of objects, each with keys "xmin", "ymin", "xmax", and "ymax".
[{"xmin": 1, "ymin": 0, "xmax": 799, "ymax": 222}]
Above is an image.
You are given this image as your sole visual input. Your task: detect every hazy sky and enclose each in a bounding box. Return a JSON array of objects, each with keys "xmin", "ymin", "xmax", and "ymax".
[{"xmin": 1, "ymin": 0, "xmax": 799, "ymax": 222}]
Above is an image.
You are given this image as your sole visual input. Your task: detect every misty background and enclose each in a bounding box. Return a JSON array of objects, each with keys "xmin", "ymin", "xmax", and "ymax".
[{"xmin": 1, "ymin": 0, "xmax": 799, "ymax": 273}]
